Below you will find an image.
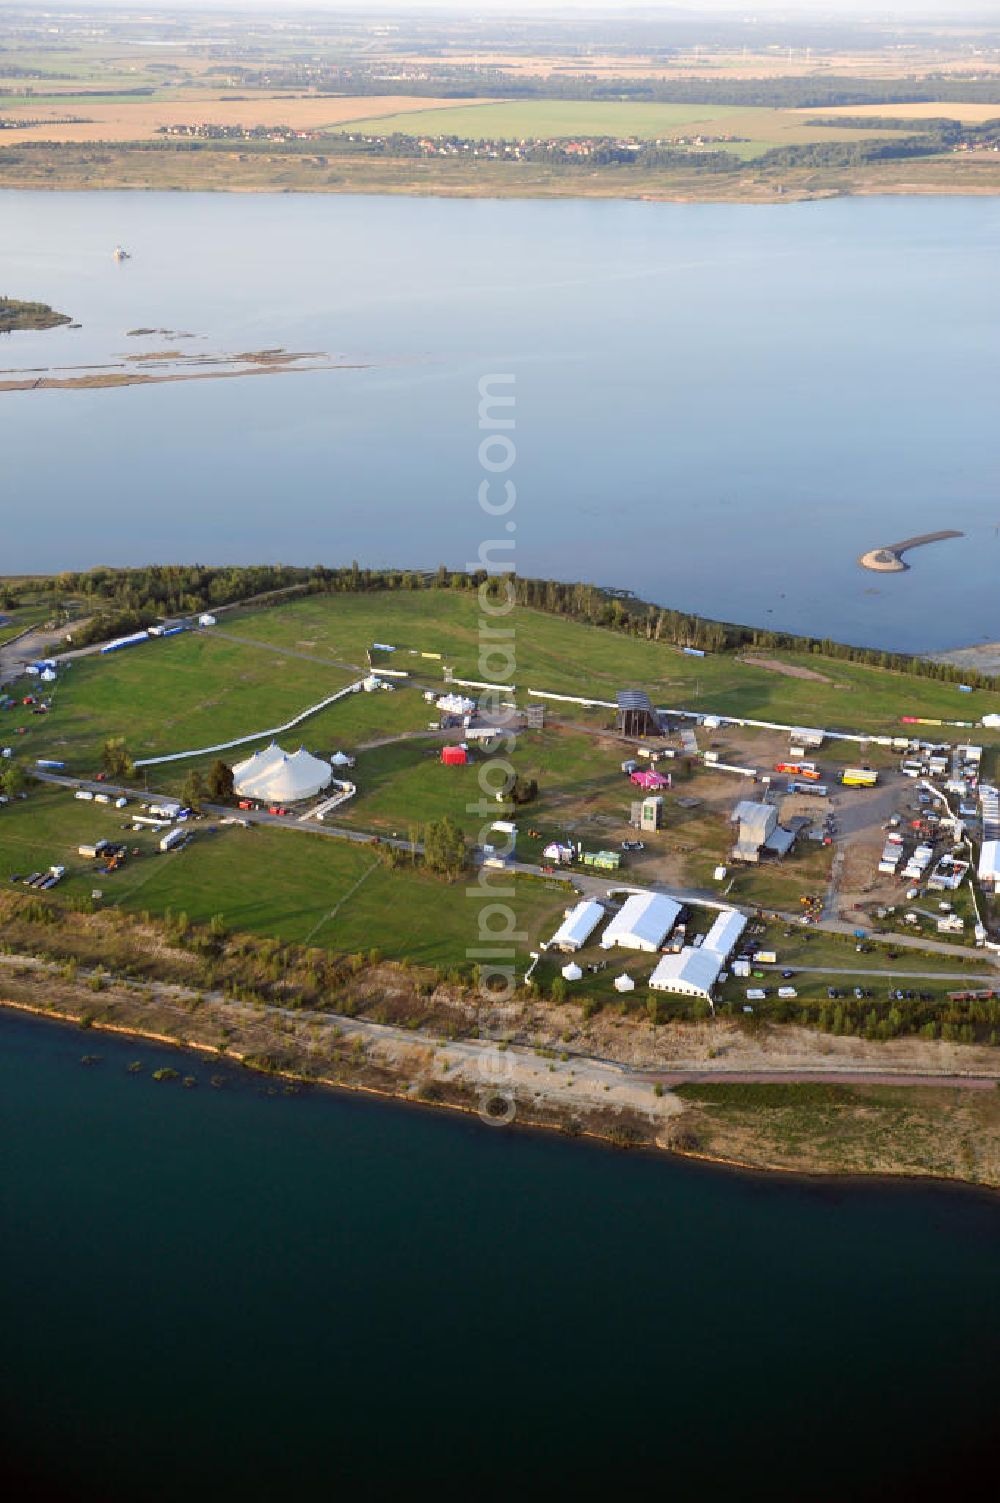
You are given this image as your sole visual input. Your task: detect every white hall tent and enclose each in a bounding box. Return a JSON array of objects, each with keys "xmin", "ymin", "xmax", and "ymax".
[
  {"xmin": 600, "ymin": 892, "xmax": 681, "ymax": 952},
  {"xmin": 232, "ymin": 742, "xmax": 332, "ymax": 804}
]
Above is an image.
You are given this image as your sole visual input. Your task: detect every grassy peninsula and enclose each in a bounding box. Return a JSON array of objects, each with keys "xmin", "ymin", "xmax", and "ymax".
[
  {"xmin": 0, "ymin": 297, "xmax": 72, "ymax": 333},
  {"xmin": 1, "ymin": 566, "xmax": 999, "ymax": 1184}
]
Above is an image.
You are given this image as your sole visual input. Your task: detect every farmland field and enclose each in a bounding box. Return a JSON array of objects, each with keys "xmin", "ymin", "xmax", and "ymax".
[
  {"xmin": 806, "ymin": 102, "xmax": 1000, "ymax": 123},
  {"xmin": 0, "ymin": 93, "xmax": 489, "ymax": 147},
  {"xmin": 336, "ymin": 100, "xmax": 901, "ymax": 158}
]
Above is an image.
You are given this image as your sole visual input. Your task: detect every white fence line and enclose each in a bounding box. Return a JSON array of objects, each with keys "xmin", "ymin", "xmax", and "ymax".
[
  {"xmin": 527, "ymin": 688, "xmax": 616, "ymax": 709},
  {"xmin": 450, "ymin": 677, "xmax": 516, "ymax": 693},
  {"xmin": 134, "ymin": 680, "xmax": 365, "ymax": 767}
]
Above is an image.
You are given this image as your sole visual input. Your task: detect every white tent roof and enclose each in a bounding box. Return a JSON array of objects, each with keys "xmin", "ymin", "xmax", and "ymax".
[
  {"xmin": 649, "ymin": 947, "xmax": 723, "ymax": 998},
  {"xmin": 232, "ymin": 742, "xmax": 285, "ymax": 782},
  {"xmin": 561, "ymin": 962, "xmax": 583, "ymax": 981},
  {"xmin": 548, "ymin": 900, "xmax": 604, "ymax": 952},
  {"xmin": 437, "ymin": 693, "xmax": 476, "ymax": 716},
  {"xmin": 600, "ymin": 892, "xmax": 681, "ymax": 952},
  {"xmin": 733, "ymin": 802, "xmax": 776, "ymax": 841},
  {"xmin": 979, "ymin": 840, "xmax": 1000, "ymax": 883},
  {"xmin": 330, "ymin": 750, "xmax": 355, "ymax": 767},
  {"xmin": 232, "ymin": 742, "xmax": 332, "ymax": 803},
  {"xmin": 703, "ymin": 908, "xmax": 747, "ymax": 962},
  {"xmin": 613, "ymin": 974, "xmax": 635, "ymax": 993}
]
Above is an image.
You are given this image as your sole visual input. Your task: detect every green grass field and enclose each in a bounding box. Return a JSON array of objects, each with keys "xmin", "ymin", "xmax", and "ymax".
[
  {"xmin": 342, "ymin": 100, "xmax": 749, "ymax": 139},
  {"xmin": 209, "ymin": 591, "xmax": 1000, "ymax": 734},
  {"xmin": 334, "ymin": 723, "xmax": 630, "ymax": 842},
  {"xmin": 338, "ymin": 100, "xmax": 898, "ymax": 159},
  {"xmin": 119, "ymin": 825, "xmax": 568, "ymax": 965},
  {"xmin": 0, "ymin": 787, "xmax": 566, "ymax": 968},
  {"xmin": 0, "ymin": 787, "xmax": 164, "ymax": 890},
  {"xmin": 0, "ymin": 605, "xmax": 49, "ymax": 648},
  {"xmin": 11, "ymin": 630, "xmax": 358, "ymax": 774},
  {"xmin": 4, "ymin": 590, "xmax": 999, "ymax": 978},
  {"xmin": 13, "ymin": 587, "xmax": 996, "ymax": 780}
]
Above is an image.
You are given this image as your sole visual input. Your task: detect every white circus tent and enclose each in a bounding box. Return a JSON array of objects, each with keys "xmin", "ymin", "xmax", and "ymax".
[{"xmin": 232, "ymin": 742, "xmax": 332, "ymax": 804}]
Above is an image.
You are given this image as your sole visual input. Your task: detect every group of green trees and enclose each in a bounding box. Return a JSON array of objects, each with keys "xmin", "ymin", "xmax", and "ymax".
[
  {"xmin": 216, "ymin": 62, "xmax": 1000, "ymax": 110},
  {"xmin": 0, "ymin": 758, "xmax": 26, "ymax": 798},
  {"xmin": 100, "ymin": 737, "xmax": 133, "ymax": 781},
  {"xmin": 508, "ymin": 774, "xmax": 539, "ymax": 806},
  {"xmin": 37, "ymin": 563, "xmax": 312, "ymax": 649},
  {"xmin": 725, "ymin": 990, "xmax": 1000, "ymax": 1041},
  {"xmin": 423, "ymin": 816, "xmax": 467, "ymax": 876},
  {"xmin": 181, "ymin": 760, "xmax": 235, "ymax": 809},
  {"xmin": 0, "ymin": 297, "xmax": 71, "ymax": 333}
]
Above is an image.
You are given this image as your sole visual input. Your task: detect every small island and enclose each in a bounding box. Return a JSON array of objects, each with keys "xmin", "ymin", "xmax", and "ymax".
[
  {"xmin": 858, "ymin": 529, "xmax": 964, "ymax": 572},
  {"xmin": 0, "ymin": 298, "xmax": 73, "ymax": 334}
]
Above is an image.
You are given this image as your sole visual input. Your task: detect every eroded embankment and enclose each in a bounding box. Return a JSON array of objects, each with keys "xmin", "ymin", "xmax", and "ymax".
[{"xmin": 3, "ymin": 956, "xmax": 1000, "ymax": 1187}]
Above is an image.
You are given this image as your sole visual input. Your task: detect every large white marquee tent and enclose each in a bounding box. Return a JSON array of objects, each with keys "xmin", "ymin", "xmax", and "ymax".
[{"xmin": 232, "ymin": 742, "xmax": 332, "ymax": 804}]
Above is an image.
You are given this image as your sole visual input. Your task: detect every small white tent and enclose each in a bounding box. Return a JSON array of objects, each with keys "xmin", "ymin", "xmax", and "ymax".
[
  {"xmin": 437, "ymin": 693, "xmax": 476, "ymax": 716},
  {"xmin": 561, "ymin": 961, "xmax": 583, "ymax": 982},
  {"xmin": 613, "ymin": 974, "xmax": 635, "ymax": 993}
]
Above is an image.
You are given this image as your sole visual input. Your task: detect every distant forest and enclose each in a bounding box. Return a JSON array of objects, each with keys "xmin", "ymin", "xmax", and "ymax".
[
  {"xmin": 7, "ymin": 563, "xmax": 996, "ymax": 691},
  {"xmin": 226, "ymin": 66, "xmax": 1000, "ymax": 110}
]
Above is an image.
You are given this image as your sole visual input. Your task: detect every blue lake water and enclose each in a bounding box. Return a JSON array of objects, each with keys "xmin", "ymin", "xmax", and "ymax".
[
  {"xmin": 1, "ymin": 190, "xmax": 998, "ymax": 651},
  {"xmin": 2, "ymin": 1010, "xmax": 1000, "ymax": 1500}
]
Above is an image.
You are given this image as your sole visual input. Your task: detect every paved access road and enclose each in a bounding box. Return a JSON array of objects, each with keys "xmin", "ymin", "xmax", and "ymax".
[{"xmin": 761, "ymin": 965, "xmax": 988, "ymax": 983}]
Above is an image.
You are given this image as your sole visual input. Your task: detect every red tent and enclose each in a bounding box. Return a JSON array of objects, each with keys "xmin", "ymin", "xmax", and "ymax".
[{"xmin": 441, "ymin": 746, "xmax": 467, "ymax": 766}]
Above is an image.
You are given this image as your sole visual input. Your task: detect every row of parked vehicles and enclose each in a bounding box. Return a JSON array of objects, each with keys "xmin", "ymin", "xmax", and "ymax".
[{"xmin": 13, "ymin": 864, "xmax": 64, "ymax": 890}]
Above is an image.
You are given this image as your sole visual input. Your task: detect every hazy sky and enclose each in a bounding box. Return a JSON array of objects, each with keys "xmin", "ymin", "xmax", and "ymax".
[{"xmin": 57, "ymin": 1, "xmax": 1000, "ymax": 15}]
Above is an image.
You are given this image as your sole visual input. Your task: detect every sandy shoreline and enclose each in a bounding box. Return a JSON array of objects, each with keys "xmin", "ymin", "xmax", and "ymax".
[{"xmin": 4, "ymin": 974, "xmax": 999, "ymax": 1188}]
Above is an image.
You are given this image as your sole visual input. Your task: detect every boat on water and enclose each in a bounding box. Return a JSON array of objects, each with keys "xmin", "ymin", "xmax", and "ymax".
[{"xmin": 113, "ymin": 245, "xmax": 131, "ymax": 261}]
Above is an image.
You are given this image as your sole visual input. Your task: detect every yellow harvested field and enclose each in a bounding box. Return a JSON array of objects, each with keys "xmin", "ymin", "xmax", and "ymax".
[
  {"xmin": 386, "ymin": 50, "xmax": 1000, "ymax": 82},
  {"xmin": 0, "ymin": 93, "xmax": 484, "ymax": 146},
  {"xmin": 803, "ymin": 101, "xmax": 1000, "ymax": 121}
]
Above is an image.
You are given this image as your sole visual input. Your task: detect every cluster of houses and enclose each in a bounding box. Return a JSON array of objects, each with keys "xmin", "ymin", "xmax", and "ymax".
[
  {"xmin": 156, "ymin": 123, "xmax": 317, "ymax": 142},
  {"xmin": 341, "ymin": 130, "xmax": 745, "ymax": 164}
]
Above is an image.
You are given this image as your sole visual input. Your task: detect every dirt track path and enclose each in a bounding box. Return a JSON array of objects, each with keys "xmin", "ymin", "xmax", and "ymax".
[{"xmin": 0, "ymin": 618, "xmax": 93, "ymax": 689}]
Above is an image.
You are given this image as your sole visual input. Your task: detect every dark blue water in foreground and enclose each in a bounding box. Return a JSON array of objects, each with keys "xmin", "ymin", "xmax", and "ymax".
[
  {"xmin": 2, "ymin": 1009, "xmax": 999, "ymax": 1500},
  {"xmin": 2, "ymin": 191, "xmax": 999, "ymax": 651}
]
